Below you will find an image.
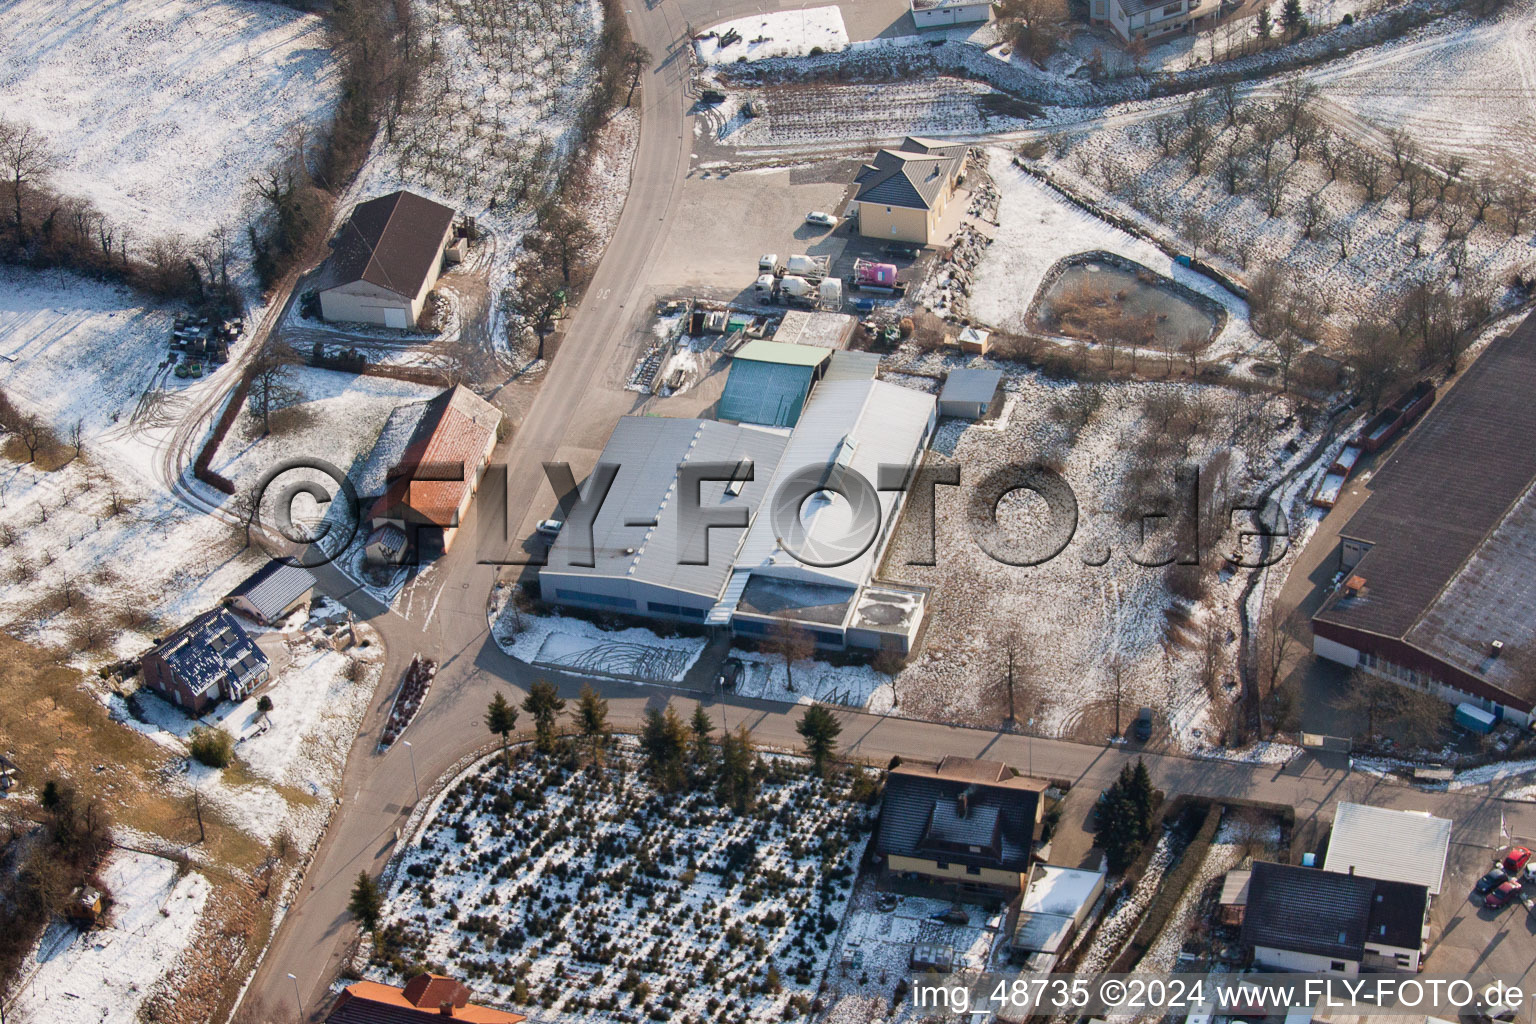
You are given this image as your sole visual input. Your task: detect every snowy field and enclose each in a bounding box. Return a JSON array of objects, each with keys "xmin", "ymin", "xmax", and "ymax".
[
  {"xmin": 0, "ymin": 0, "xmax": 338, "ymax": 245},
  {"xmin": 696, "ymin": 7, "xmax": 849, "ymax": 64},
  {"xmin": 702, "ymin": 78, "xmax": 1036, "ymax": 153},
  {"xmin": 728, "ymin": 650, "xmax": 897, "ymax": 714},
  {"xmin": 210, "ymin": 366, "xmax": 440, "ymax": 494},
  {"xmin": 378, "ymin": 745, "xmax": 875, "ymax": 1024},
  {"xmin": 1301, "ymin": 0, "xmax": 1536, "ymax": 168},
  {"xmin": 967, "ymin": 151, "xmax": 1266, "ymax": 363},
  {"xmin": 111, "ymin": 602, "xmax": 384, "ymax": 844},
  {"xmin": 0, "ymin": 268, "xmax": 183, "ymax": 438},
  {"xmin": 878, "ymin": 362, "xmax": 1326, "ymax": 744},
  {"xmin": 10, "ymin": 849, "xmax": 211, "ymax": 1024}
]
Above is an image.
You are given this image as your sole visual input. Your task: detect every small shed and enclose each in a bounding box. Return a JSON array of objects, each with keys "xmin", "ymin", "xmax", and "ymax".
[
  {"xmin": 772, "ymin": 311, "xmax": 856, "ymax": 350},
  {"xmin": 910, "ymin": 0, "xmax": 994, "ymax": 28},
  {"xmin": 68, "ymin": 885, "xmax": 105, "ymax": 926},
  {"xmin": 1219, "ymin": 868, "xmax": 1251, "ymax": 926},
  {"xmin": 938, "ymin": 368, "xmax": 1003, "ymax": 419},
  {"xmin": 957, "ymin": 326, "xmax": 992, "ymax": 355}
]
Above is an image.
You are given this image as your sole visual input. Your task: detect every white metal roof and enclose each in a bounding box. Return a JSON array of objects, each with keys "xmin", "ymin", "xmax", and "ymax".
[
  {"xmin": 1022, "ymin": 863, "xmax": 1105, "ymax": 917},
  {"xmin": 1322, "ymin": 802, "xmax": 1452, "ymax": 896},
  {"xmin": 736, "ymin": 379, "xmax": 935, "ymax": 589}
]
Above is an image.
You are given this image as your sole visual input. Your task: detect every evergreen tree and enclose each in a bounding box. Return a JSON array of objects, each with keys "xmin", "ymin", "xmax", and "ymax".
[
  {"xmin": 484, "ymin": 691, "xmax": 518, "ymax": 766},
  {"xmin": 716, "ymin": 724, "xmax": 758, "ymax": 813},
  {"xmin": 640, "ymin": 705, "xmax": 690, "ymax": 790},
  {"xmin": 522, "ymin": 679, "xmax": 566, "ymax": 753},
  {"xmin": 1093, "ymin": 759, "xmax": 1158, "ymax": 873},
  {"xmin": 1128, "ymin": 758, "xmax": 1155, "ymax": 839},
  {"xmin": 575, "ymin": 684, "xmax": 610, "ymax": 765},
  {"xmin": 796, "ymin": 704, "xmax": 842, "ymax": 777},
  {"xmin": 1279, "ymin": 0, "xmax": 1305, "ymax": 30},
  {"xmin": 1256, "ymin": 4, "xmax": 1272, "ymax": 36},
  {"xmin": 690, "ymin": 704, "xmax": 714, "ymax": 767},
  {"xmin": 348, "ymin": 870, "xmax": 382, "ymax": 931}
]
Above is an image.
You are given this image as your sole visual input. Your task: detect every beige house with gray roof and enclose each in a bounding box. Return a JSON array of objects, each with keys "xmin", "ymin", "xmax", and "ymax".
[{"xmin": 849, "ymin": 138, "xmax": 967, "ymax": 245}]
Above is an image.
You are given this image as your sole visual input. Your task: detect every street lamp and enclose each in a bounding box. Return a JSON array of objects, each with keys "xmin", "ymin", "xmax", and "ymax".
[
  {"xmin": 287, "ymin": 973, "xmax": 303, "ymax": 1017},
  {"xmin": 402, "ymin": 740, "xmax": 420, "ymax": 805},
  {"xmin": 1027, "ymin": 718, "xmax": 1035, "ymax": 778}
]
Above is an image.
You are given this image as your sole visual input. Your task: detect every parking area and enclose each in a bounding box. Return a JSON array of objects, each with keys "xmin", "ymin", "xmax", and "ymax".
[{"xmin": 1427, "ymin": 830, "xmax": 1536, "ymax": 985}]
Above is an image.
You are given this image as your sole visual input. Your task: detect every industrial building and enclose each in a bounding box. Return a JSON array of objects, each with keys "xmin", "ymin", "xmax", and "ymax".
[
  {"xmin": 318, "ymin": 191, "xmax": 456, "ymax": 329},
  {"xmin": 910, "ymin": 0, "xmax": 994, "ymax": 28},
  {"xmin": 849, "ymin": 137, "xmax": 967, "ymax": 245},
  {"xmin": 716, "ymin": 340, "xmax": 830, "ymax": 428},
  {"xmin": 1311, "ymin": 314, "xmax": 1536, "ymax": 726},
  {"xmin": 541, "ymin": 376, "xmax": 937, "ymax": 653}
]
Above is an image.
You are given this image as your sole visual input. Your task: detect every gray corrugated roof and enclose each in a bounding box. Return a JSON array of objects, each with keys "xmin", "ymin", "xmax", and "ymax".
[
  {"xmin": 736, "ymin": 378, "xmax": 935, "ymax": 589},
  {"xmin": 1242, "ymin": 862, "xmax": 1427, "ymax": 961},
  {"xmin": 225, "ymin": 559, "xmax": 316, "ymax": 621},
  {"xmin": 1322, "ymin": 803, "xmax": 1451, "ymax": 896},
  {"xmin": 940, "ymin": 368, "xmax": 1003, "ymax": 406},
  {"xmin": 853, "ymin": 138, "xmax": 966, "ymax": 211},
  {"xmin": 823, "ymin": 350, "xmax": 882, "ymax": 384},
  {"xmin": 542, "ymin": 418, "xmax": 789, "ymax": 600},
  {"xmin": 1314, "ymin": 315, "xmax": 1536, "ymax": 707}
]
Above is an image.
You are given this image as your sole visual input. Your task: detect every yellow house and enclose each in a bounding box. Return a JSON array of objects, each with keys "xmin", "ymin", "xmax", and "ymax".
[
  {"xmin": 874, "ymin": 755, "xmax": 1047, "ymax": 897},
  {"xmin": 850, "ymin": 137, "xmax": 967, "ymax": 246}
]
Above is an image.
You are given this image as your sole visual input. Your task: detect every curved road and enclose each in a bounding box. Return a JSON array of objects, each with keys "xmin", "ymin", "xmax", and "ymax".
[{"xmin": 239, "ymin": 5, "xmax": 1536, "ymax": 1021}]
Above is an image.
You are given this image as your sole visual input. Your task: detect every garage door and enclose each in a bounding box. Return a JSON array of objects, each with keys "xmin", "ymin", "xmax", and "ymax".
[{"xmin": 384, "ymin": 306, "xmax": 408, "ymax": 329}]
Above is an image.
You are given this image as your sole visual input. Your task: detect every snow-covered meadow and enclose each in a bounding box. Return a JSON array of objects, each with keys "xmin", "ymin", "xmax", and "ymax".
[
  {"xmin": 696, "ymin": 7, "xmax": 849, "ymax": 64},
  {"xmin": 378, "ymin": 745, "xmax": 875, "ymax": 1024},
  {"xmin": 0, "ymin": 0, "xmax": 339, "ymax": 245},
  {"xmin": 877, "ymin": 361, "xmax": 1325, "ymax": 744},
  {"xmin": 9, "ymin": 850, "xmax": 211, "ymax": 1024}
]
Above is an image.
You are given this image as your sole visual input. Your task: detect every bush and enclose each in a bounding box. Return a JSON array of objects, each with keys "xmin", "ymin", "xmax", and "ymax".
[
  {"xmin": 189, "ymin": 725, "xmax": 234, "ymax": 769},
  {"xmin": 256, "ymin": 694, "xmax": 274, "ymax": 713}
]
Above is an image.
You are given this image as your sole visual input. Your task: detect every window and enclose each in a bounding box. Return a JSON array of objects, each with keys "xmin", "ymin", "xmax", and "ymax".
[
  {"xmin": 1162, "ymin": 2, "xmax": 1181, "ymax": 13},
  {"xmin": 734, "ymin": 620, "xmax": 766, "ymax": 635},
  {"xmin": 555, "ymin": 589, "xmax": 636, "ymax": 610},
  {"xmin": 935, "ymin": 860, "xmax": 949, "ymax": 870},
  {"xmin": 648, "ymin": 601, "xmax": 705, "ymax": 619},
  {"xmin": 965, "ymin": 865, "xmax": 981, "ymax": 876},
  {"xmin": 812, "ymin": 630, "xmax": 844, "ymax": 646},
  {"xmin": 1330, "ymin": 961, "xmax": 1347, "ymax": 972}
]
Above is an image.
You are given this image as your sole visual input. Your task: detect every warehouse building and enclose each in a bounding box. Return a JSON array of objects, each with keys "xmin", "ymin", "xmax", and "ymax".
[
  {"xmin": 541, "ymin": 378, "xmax": 937, "ymax": 652},
  {"xmin": 716, "ymin": 340, "xmax": 830, "ymax": 429},
  {"xmin": 319, "ymin": 191, "xmax": 456, "ymax": 329},
  {"xmin": 1311, "ymin": 314, "xmax": 1536, "ymax": 725}
]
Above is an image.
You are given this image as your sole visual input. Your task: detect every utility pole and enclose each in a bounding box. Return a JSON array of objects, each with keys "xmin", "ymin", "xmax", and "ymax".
[{"xmin": 1006, "ymin": 646, "xmax": 1016, "ymax": 728}]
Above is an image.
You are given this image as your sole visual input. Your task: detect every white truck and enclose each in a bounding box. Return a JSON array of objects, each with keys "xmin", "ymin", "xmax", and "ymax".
[{"xmin": 784, "ymin": 253, "xmax": 830, "ymax": 280}]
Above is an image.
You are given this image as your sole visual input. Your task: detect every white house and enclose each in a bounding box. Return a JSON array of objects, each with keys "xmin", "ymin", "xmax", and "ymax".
[
  {"xmin": 319, "ymin": 191, "xmax": 456, "ymax": 329},
  {"xmin": 1089, "ymin": 0, "xmax": 1217, "ymax": 43},
  {"xmin": 1242, "ymin": 862, "xmax": 1429, "ymax": 975},
  {"xmin": 910, "ymin": 0, "xmax": 993, "ymax": 28}
]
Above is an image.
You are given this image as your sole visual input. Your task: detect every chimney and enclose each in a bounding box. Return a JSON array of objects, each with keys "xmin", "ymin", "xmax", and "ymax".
[
  {"xmin": 1491, "ymin": 640, "xmax": 1505, "ymax": 658},
  {"xmin": 440, "ymin": 1001, "xmax": 455, "ymax": 1017}
]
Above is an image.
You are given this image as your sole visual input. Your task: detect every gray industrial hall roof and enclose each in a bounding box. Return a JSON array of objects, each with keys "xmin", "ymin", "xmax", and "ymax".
[
  {"xmin": 541, "ymin": 417, "xmax": 789, "ymax": 600},
  {"xmin": 1242, "ymin": 862, "xmax": 1427, "ymax": 961},
  {"xmin": 854, "ymin": 137, "xmax": 966, "ymax": 211},
  {"xmin": 940, "ymin": 368, "xmax": 1003, "ymax": 407},
  {"xmin": 1322, "ymin": 803, "xmax": 1451, "ymax": 896},
  {"xmin": 718, "ymin": 358, "xmax": 818, "ymax": 428},
  {"xmin": 1313, "ymin": 314, "xmax": 1536, "ymax": 703},
  {"xmin": 823, "ymin": 350, "xmax": 882, "ymax": 384},
  {"xmin": 735, "ymin": 378, "xmax": 935, "ymax": 589}
]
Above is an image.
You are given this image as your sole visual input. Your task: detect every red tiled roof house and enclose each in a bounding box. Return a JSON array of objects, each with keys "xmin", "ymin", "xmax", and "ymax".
[{"xmin": 325, "ymin": 974, "xmax": 524, "ymax": 1023}]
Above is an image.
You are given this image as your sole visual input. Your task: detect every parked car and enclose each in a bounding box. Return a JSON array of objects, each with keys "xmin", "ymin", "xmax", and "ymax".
[
  {"xmin": 1134, "ymin": 707, "xmax": 1154, "ymax": 742},
  {"xmin": 882, "ymin": 243, "xmax": 922, "ymax": 260},
  {"xmin": 701, "ymin": 88, "xmax": 726, "ymax": 104},
  {"xmin": 1476, "ymin": 866, "xmax": 1510, "ymax": 893},
  {"xmin": 1485, "ymin": 880, "xmax": 1522, "ymax": 909},
  {"xmin": 805, "ymin": 211, "xmax": 837, "ymax": 227},
  {"xmin": 535, "ymin": 519, "xmax": 563, "ymax": 538},
  {"xmin": 716, "ymin": 657, "xmax": 744, "ymax": 691},
  {"xmin": 1503, "ymin": 846, "xmax": 1531, "ymax": 873}
]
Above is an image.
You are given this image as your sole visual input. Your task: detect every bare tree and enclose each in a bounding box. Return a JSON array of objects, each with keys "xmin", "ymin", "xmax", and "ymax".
[
  {"xmin": 622, "ymin": 42, "xmax": 651, "ymax": 106},
  {"xmin": 1181, "ymin": 210, "xmax": 1212, "ymax": 259},
  {"xmin": 1499, "ymin": 180, "xmax": 1534, "ymax": 236},
  {"xmin": 1327, "ymin": 219, "xmax": 1353, "ymax": 260},
  {"xmin": 0, "ymin": 118, "xmax": 57, "ymax": 237},
  {"xmin": 246, "ymin": 353, "xmax": 302, "ymax": 436},
  {"xmin": 15, "ymin": 414, "xmax": 46, "ymax": 463},
  {"xmin": 1316, "ymin": 136, "xmax": 1347, "ymax": 182},
  {"xmin": 764, "ymin": 621, "xmax": 815, "ymax": 694},
  {"xmin": 1217, "ymin": 81, "xmax": 1241, "ymax": 126},
  {"xmin": 1401, "ymin": 163, "xmax": 1435, "ymax": 219},
  {"xmin": 1348, "ymin": 150, "xmax": 1388, "ymax": 203}
]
